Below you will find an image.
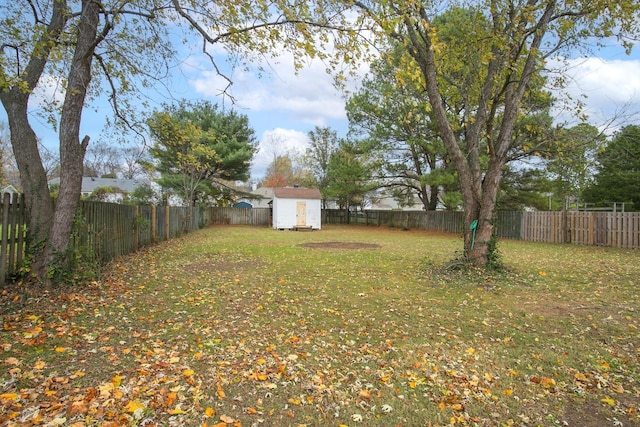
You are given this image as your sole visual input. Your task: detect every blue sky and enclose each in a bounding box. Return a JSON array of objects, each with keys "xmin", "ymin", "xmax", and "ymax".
[{"xmin": 6, "ymin": 30, "xmax": 640, "ymax": 181}]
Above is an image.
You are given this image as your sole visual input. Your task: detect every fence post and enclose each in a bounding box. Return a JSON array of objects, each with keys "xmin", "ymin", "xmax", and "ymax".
[
  {"xmin": 133, "ymin": 205, "xmax": 139, "ymax": 251},
  {"xmin": 165, "ymin": 205, "xmax": 170, "ymax": 240},
  {"xmin": 151, "ymin": 205, "xmax": 156, "ymax": 243},
  {"xmin": 0, "ymin": 193, "xmax": 9, "ymax": 285}
]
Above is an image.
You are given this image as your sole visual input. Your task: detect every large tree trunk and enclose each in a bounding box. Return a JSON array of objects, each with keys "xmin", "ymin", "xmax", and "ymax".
[
  {"xmin": 42, "ymin": 0, "xmax": 100, "ymax": 281},
  {"xmin": 464, "ymin": 159, "xmax": 503, "ymax": 265},
  {"xmin": 0, "ymin": 0, "xmax": 68, "ymax": 280},
  {"xmin": 1, "ymin": 94, "xmax": 55, "ymax": 275}
]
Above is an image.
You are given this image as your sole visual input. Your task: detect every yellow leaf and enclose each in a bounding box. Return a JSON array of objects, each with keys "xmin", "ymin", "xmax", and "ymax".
[
  {"xmin": 0, "ymin": 393, "xmax": 18, "ymax": 402},
  {"xmin": 125, "ymin": 400, "xmax": 145, "ymax": 413},
  {"xmin": 409, "ymin": 380, "xmax": 417, "ymax": 389},
  {"xmin": 574, "ymin": 373, "xmax": 588, "ymax": 382},
  {"xmin": 55, "ymin": 347, "xmax": 66, "ymax": 353},
  {"xmin": 216, "ymin": 383, "xmax": 226, "ymax": 398},
  {"xmin": 205, "ymin": 407, "xmax": 215, "ymax": 417},
  {"xmin": 112, "ymin": 375, "xmax": 122, "ymax": 388},
  {"xmin": 33, "ymin": 360, "xmax": 46, "ymax": 370},
  {"xmin": 540, "ymin": 377, "xmax": 556, "ymax": 388},
  {"xmin": 601, "ymin": 396, "xmax": 615, "ymax": 406},
  {"xmin": 287, "ymin": 397, "xmax": 301, "ymax": 405},
  {"xmin": 169, "ymin": 406, "xmax": 186, "ymax": 414},
  {"xmin": 183, "ymin": 369, "xmax": 195, "ymax": 377}
]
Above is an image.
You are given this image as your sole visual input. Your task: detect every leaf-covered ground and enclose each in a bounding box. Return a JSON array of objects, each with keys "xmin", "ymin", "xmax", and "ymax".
[{"xmin": 1, "ymin": 225, "xmax": 638, "ymax": 427}]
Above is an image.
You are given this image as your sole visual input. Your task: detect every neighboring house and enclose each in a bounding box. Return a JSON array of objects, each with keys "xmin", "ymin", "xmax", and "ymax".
[
  {"xmin": 1, "ymin": 185, "xmax": 19, "ymax": 194},
  {"xmin": 272, "ymin": 187, "xmax": 322, "ymax": 230},
  {"xmin": 49, "ymin": 177, "xmax": 150, "ymax": 203},
  {"xmin": 235, "ymin": 186, "xmax": 275, "ymax": 208},
  {"xmin": 368, "ymin": 195, "xmax": 425, "ymax": 211}
]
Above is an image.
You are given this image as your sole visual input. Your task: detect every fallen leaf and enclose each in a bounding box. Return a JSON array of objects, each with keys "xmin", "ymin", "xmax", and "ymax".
[
  {"xmin": 601, "ymin": 396, "xmax": 615, "ymax": 406},
  {"xmin": 0, "ymin": 393, "xmax": 18, "ymax": 402},
  {"xmin": 125, "ymin": 400, "xmax": 145, "ymax": 413},
  {"xmin": 220, "ymin": 414, "xmax": 236, "ymax": 423},
  {"xmin": 216, "ymin": 383, "xmax": 226, "ymax": 398}
]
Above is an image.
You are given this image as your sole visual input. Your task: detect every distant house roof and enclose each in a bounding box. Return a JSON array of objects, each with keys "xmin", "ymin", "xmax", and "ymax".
[
  {"xmin": 1, "ymin": 185, "xmax": 18, "ymax": 194},
  {"xmin": 273, "ymin": 187, "xmax": 322, "ymax": 200},
  {"xmin": 250, "ymin": 187, "xmax": 275, "ymax": 199},
  {"xmin": 49, "ymin": 177, "xmax": 149, "ymax": 194},
  {"xmin": 80, "ymin": 177, "xmax": 148, "ymax": 193}
]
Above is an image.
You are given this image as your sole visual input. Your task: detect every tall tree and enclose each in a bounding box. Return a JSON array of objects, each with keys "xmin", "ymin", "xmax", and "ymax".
[
  {"xmin": 583, "ymin": 125, "xmax": 640, "ymax": 211},
  {"xmin": 261, "ymin": 154, "xmax": 309, "ymax": 188},
  {"xmin": 545, "ymin": 124, "xmax": 604, "ymax": 209},
  {"xmin": 302, "ymin": 126, "xmax": 339, "ymax": 208},
  {"xmin": 0, "ymin": 0, "xmax": 363, "ymax": 283},
  {"xmin": 351, "ymin": 1, "xmax": 640, "ymax": 266},
  {"xmin": 325, "ymin": 140, "xmax": 378, "ymax": 219},
  {"xmin": 84, "ymin": 144, "xmax": 124, "ymax": 178},
  {"xmin": 147, "ymin": 101, "xmax": 256, "ymax": 206}
]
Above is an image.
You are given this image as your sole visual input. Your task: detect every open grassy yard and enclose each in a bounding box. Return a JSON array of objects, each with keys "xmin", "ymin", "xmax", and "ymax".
[{"xmin": 1, "ymin": 225, "xmax": 639, "ymax": 426}]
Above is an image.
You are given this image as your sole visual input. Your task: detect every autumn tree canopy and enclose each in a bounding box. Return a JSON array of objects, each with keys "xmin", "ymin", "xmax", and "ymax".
[
  {"xmin": 350, "ymin": 0, "xmax": 640, "ymax": 266},
  {"xmin": 147, "ymin": 101, "xmax": 256, "ymax": 206}
]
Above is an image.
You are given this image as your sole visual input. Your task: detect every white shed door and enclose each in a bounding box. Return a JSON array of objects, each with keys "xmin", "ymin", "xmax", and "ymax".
[{"xmin": 296, "ymin": 202, "xmax": 306, "ymax": 226}]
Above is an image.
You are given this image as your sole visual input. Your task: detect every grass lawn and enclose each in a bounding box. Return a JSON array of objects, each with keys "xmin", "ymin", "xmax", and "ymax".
[{"xmin": 1, "ymin": 225, "xmax": 638, "ymax": 427}]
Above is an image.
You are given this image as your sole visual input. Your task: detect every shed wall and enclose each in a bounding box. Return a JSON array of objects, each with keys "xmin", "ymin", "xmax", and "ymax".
[{"xmin": 273, "ymin": 197, "xmax": 321, "ymax": 229}]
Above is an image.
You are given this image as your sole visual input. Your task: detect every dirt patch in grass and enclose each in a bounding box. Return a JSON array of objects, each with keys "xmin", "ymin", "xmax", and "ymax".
[
  {"xmin": 297, "ymin": 241, "xmax": 381, "ymax": 249},
  {"xmin": 562, "ymin": 397, "xmax": 619, "ymax": 426}
]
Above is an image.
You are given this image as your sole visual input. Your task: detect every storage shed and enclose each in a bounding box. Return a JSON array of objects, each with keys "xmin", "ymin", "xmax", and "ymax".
[{"xmin": 272, "ymin": 187, "xmax": 322, "ymax": 230}]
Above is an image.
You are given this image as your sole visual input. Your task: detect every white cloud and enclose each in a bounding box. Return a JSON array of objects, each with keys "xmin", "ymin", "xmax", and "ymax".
[
  {"xmin": 188, "ymin": 55, "xmax": 352, "ymax": 126},
  {"xmin": 550, "ymin": 57, "xmax": 640, "ymax": 129}
]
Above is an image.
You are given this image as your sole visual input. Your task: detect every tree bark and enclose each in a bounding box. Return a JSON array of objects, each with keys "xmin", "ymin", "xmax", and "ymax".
[
  {"xmin": 0, "ymin": 0, "xmax": 68, "ymax": 279},
  {"xmin": 43, "ymin": 0, "xmax": 100, "ymax": 280}
]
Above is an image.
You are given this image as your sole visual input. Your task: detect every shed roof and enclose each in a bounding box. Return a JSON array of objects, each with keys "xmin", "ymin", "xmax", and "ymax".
[{"xmin": 273, "ymin": 187, "xmax": 321, "ymax": 200}]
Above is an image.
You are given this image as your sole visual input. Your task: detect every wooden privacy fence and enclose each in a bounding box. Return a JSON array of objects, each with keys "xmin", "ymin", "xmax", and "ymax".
[
  {"xmin": 2, "ymin": 196, "xmax": 638, "ymax": 285},
  {"xmin": 323, "ymin": 209, "xmax": 640, "ymax": 249},
  {"xmin": 0, "ymin": 199, "xmax": 272, "ymax": 285},
  {"xmin": 323, "ymin": 209, "xmax": 466, "ymax": 233},
  {"xmin": 498, "ymin": 211, "xmax": 640, "ymax": 249},
  {"xmin": 74, "ymin": 204, "xmax": 271, "ymax": 266}
]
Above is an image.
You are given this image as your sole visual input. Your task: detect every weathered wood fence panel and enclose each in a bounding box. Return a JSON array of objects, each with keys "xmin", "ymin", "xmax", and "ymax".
[
  {"xmin": 323, "ymin": 209, "xmax": 639, "ymax": 249},
  {"xmin": 0, "ymin": 193, "xmax": 26, "ymax": 286},
  {"xmin": 323, "ymin": 209, "xmax": 466, "ymax": 233},
  {"xmin": 73, "ymin": 205, "xmax": 272, "ymax": 268}
]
